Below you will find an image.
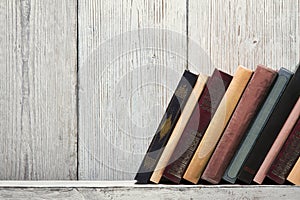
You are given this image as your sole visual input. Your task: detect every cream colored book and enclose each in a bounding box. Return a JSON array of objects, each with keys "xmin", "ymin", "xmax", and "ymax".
[
  {"xmin": 287, "ymin": 157, "xmax": 300, "ymax": 185},
  {"xmin": 150, "ymin": 74, "xmax": 208, "ymax": 183},
  {"xmin": 183, "ymin": 66, "xmax": 253, "ymax": 184}
]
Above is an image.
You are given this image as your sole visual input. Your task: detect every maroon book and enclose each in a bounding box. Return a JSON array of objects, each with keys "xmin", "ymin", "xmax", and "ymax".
[
  {"xmin": 162, "ymin": 69, "xmax": 232, "ymax": 184},
  {"xmin": 201, "ymin": 65, "xmax": 277, "ymax": 184},
  {"xmin": 267, "ymin": 117, "xmax": 300, "ymax": 184}
]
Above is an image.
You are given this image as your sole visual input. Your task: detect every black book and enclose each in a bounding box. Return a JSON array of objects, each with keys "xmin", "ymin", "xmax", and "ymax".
[
  {"xmin": 135, "ymin": 70, "xmax": 198, "ymax": 183},
  {"xmin": 238, "ymin": 62, "xmax": 300, "ymax": 184}
]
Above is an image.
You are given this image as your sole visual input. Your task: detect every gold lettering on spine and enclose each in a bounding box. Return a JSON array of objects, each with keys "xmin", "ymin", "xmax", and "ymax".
[
  {"xmin": 158, "ymin": 115, "xmax": 172, "ymax": 141},
  {"xmin": 143, "ymin": 156, "xmax": 156, "ymax": 170},
  {"xmin": 175, "ymin": 84, "xmax": 188, "ymax": 99}
]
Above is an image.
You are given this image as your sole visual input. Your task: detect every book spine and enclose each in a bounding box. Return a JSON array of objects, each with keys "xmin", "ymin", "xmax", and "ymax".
[
  {"xmin": 287, "ymin": 157, "xmax": 300, "ymax": 185},
  {"xmin": 162, "ymin": 69, "xmax": 233, "ymax": 184},
  {"xmin": 267, "ymin": 118, "xmax": 300, "ymax": 184},
  {"xmin": 183, "ymin": 66, "xmax": 253, "ymax": 184},
  {"xmin": 237, "ymin": 64, "xmax": 300, "ymax": 184},
  {"xmin": 254, "ymin": 97, "xmax": 300, "ymax": 184},
  {"xmin": 135, "ymin": 70, "xmax": 198, "ymax": 183},
  {"xmin": 222, "ymin": 68, "xmax": 293, "ymax": 184},
  {"xmin": 150, "ymin": 74, "xmax": 208, "ymax": 183},
  {"xmin": 201, "ymin": 65, "xmax": 277, "ymax": 184}
]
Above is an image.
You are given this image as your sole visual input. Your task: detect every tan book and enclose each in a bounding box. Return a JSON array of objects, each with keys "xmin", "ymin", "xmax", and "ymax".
[
  {"xmin": 150, "ymin": 74, "xmax": 208, "ymax": 183},
  {"xmin": 287, "ymin": 157, "xmax": 300, "ymax": 185},
  {"xmin": 254, "ymin": 97, "xmax": 300, "ymax": 184},
  {"xmin": 183, "ymin": 66, "xmax": 253, "ymax": 184}
]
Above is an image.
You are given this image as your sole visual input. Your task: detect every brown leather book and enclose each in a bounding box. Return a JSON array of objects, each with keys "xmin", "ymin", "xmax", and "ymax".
[
  {"xmin": 201, "ymin": 65, "xmax": 277, "ymax": 184},
  {"xmin": 150, "ymin": 75, "xmax": 208, "ymax": 183},
  {"xmin": 162, "ymin": 69, "xmax": 232, "ymax": 184},
  {"xmin": 183, "ymin": 66, "xmax": 253, "ymax": 184},
  {"xmin": 267, "ymin": 117, "xmax": 300, "ymax": 184},
  {"xmin": 254, "ymin": 97, "xmax": 300, "ymax": 184},
  {"xmin": 287, "ymin": 157, "xmax": 300, "ymax": 185}
]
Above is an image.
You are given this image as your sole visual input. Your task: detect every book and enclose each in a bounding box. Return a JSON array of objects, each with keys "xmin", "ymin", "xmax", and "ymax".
[
  {"xmin": 223, "ymin": 68, "xmax": 293, "ymax": 184},
  {"xmin": 238, "ymin": 64, "xmax": 300, "ymax": 184},
  {"xmin": 201, "ymin": 65, "xmax": 277, "ymax": 184},
  {"xmin": 183, "ymin": 66, "xmax": 253, "ymax": 184},
  {"xmin": 267, "ymin": 117, "xmax": 300, "ymax": 184},
  {"xmin": 135, "ymin": 70, "xmax": 198, "ymax": 183},
  {"xmin": 254, "ymin": 97, "xmax": 300, "ymax": 184},
  {"xmin": 162, "ymin": 69, "xmax": 233, "ymax": 184},
  {"xmin": 287, "ymin": 157, "xmax": 300, "ymax": 185},
  {"xmin": 150, "ymin": 74, "xmax": 208, "ymax": 183}
]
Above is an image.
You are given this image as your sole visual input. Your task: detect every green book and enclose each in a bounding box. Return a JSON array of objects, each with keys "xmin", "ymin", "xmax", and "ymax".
[{"xmin": 222, "ymin": 68, "xmax": 293, "ymax": 184}]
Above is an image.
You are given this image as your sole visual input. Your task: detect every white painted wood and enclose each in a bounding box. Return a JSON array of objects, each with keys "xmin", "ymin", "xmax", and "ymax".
[
  {"xmin": 78, "ymin": 0, "xmax": 188, "ymax": 180},
  {"xmin": 188, "ymin": 0, "xmax": 300, "ymax": 74},
  {"xmin": 0, "ymin": 182, "xmax": 299, "ymax": 200},
  {"xmin": 0, "ymin": 0, "xmax": 77, "ymax": 179},
  {"xmin": 1, "ymin": 0, "xmax": 299, "ymax": 182},
  {"xmin": 0, "ymin": 180, "xmax": 296, "ymax": 188}
]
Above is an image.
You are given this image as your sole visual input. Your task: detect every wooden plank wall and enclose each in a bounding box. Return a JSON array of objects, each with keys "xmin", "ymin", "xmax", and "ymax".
[
  {"xmin": 78, "ymin": 0, "xmax": 188, "ymax": 180},
  {"xmin": 0, "ymin": 0, "xmax": 77, "ymax": 180},
  {"xmin": 0, "ymin": 0, "xmax": 299, "ymax": 180}
]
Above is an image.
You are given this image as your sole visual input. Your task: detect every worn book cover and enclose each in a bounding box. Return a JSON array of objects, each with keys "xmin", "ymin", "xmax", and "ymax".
[
  {"xmin": 135, "ymin": 70, "xmax": 198, "ymax": 183},
  {"xmin": 162, "ymin": 69, "xmax": 232, "ymax": 184},
  {"xmin": 183, "ymin": 66, "xmax": 253, "ymax": 184},
  {"xmin": 223, "ymin": 68, "xmax": 293, "ymax": 184},
  {"xmin": 150, "ymin": 74, "xmax": 208, "ymax": 183},
  {"xmin": 267, "ymin": 117, "xmax": 300, "ymax": 184},
  {"xmin": 254, "ymin": 97, "xmax": 300, "ymax": 184},
  {"xmin": 202, "ymin": 65, "xmax": 277, "ymax": 184},
  {"xmin": 238, "ymin": 63, "xmax": 300, "ymax": 184},
  {"xmin": 287, "ymin": 157, "xmax": 300, "ymax": 185}
]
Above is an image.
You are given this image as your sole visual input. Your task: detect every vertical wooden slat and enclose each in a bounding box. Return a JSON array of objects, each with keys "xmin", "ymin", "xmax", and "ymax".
[
  {"xmin": 188, "ymin": 0, "xmax": 299, "ymax": 75},
  {"xmin": 78, "ymin": 0, "xmax": 188, "ymax": 180},
  {"xmin": 0, "ymin": 0, "xmax": 77, "ymax": 180}
]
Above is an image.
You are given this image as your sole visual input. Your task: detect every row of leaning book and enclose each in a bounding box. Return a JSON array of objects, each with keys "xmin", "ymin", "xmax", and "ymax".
[{"xmin": 135, "ymin": 63, "xmax": 300, "ymax": 185}]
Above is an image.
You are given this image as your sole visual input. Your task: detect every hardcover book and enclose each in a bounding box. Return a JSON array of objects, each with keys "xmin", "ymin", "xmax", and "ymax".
[
  {"xmin": 238, "ymin": 63, "xmax": 300, "ymax": 184},
  {"xmin": 150, "ymin": 74, "xmax": 208, "ymax": 183},
  {"xmin": 223, "ymin": 68, "xmax": 293, "ymax": 184},
  {"xmin": 267, "ymin": 117, "xmax": 300, "ymax": 184},
  {"xmin": 135, "ymin": 70, "xmax": 198, "ymax": 183},
  {"xmin": 201, "ymin": 65, "xmax": 277, "ymax": 184},
  {"xmin": 162, "ymin": 69, "xmax": 233, "ymax": 184},
  {"xmin": 287, "ymin": 157, "xmax": 300, "ymax": 185},
  {"xmin": 254, "ymin": 97, "xmax": 300, "ymax": 184},
  {"xmin": 183, "ymin": 66, "xmax": 253, "ymax": 184}
]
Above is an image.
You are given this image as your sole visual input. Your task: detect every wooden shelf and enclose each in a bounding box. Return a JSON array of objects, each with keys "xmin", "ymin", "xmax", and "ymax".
[{"xmin": 0, "ymin": 181, "xmax": 299, "ymax": 199}]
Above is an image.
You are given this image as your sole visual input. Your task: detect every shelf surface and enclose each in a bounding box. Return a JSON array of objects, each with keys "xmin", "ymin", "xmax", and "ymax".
[{"xmin": 0, "ymin": 181, "xmax": 299, "ymax": 200}]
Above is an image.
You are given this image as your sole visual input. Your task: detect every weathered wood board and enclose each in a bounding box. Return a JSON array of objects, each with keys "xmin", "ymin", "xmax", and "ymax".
[
  {"xmin": 188, "ymin": 0, "xmax": 300, "ymax": 74},
  {"xmin": 0, "ymin": 0, "xmax": 299, "ymax": 180},
  {"xmin": 0, "ymin": 0, "xmax": 77, "ymax": 180},
  {"xmin": 0, "ymin": 182, "xmax": 299, "ymax": 200},
  {"xmin": 78, "ymin": 0, "xmax": 188, "ymax": 180},
  {"xmin": 78, "ymin": 0, "xmax": 299, "ymax": 180}
]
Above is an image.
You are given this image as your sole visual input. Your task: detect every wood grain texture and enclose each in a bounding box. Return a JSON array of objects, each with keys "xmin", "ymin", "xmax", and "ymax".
[
  {"xmin": 0, "ymin": 0, "xmax": 77, "ymax": 180},
  {"xmin": 0, "ymin": 182, "xmax": 299, "ymax": 200},
  {"xmin": 1, "ymin": 0, "xmax": 299, "ymax": 181},
  {"xmin": 188, "ymin": 0, "xmax": 300, "ymax": 74},
  {"xmin": 78, "ymin": 0, "xmax": 188, "ymax": 180}
]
